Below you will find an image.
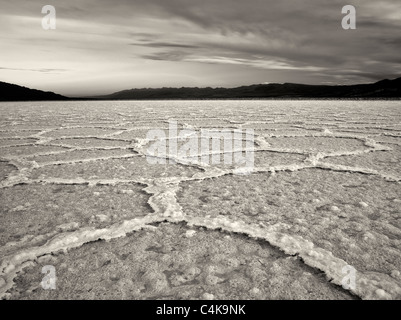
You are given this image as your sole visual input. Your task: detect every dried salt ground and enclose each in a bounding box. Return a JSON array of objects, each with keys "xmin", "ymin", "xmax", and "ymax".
[
  {"xmin": 28, "ymin": 156, "xmax": 203, "ymax": 181},
  {"xmin": 24, "ymin": 149, "xmax": 136, "ymax": 165},
  {"xmin": 0, "ymin": 162, "xmax": 17, "ymax": 181},
  {"xmin": 48, "ymin": 138, "xmax": 132, "ymax": 149},
  {"xmin": 322, "ymin": 144, "xmax": 401, "ymax": 179},
  {"xmin": 0, "ymin": 100, "xmax": 401, "ymax": 300},
  {"xmin": 0, "ymin": 145, "xmax": 69, "ymax": 158},
  {"xmin": 263, "ymin": 136, "xmax": 367, "ymax": 153},
  {"xmin": 0, "ymin": 131, "xmax": 41, "ymax": 138},
  {"xmin": 40, "ymin": 127, "xmax": 121, "ymax": 138},
  {"xmin": 4, "ymin": 223, "xmax": 356, "ymax": 300},
  {"xmin": 177, "ymin": 169, "xmax": 401, "ymax": 298},
  {"xmin": 0, "ymin": 183, "xmax": 152, "ymax": 248},
  {"xmin": 0, "ymin": 138, "xmax": 38, "ymax": 147}
]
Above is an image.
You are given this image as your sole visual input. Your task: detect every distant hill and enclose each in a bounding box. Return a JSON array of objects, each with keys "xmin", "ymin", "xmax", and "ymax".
[
  {"xmin": 0, "ymin": 81, "xmax": 68, "ymax": 101},
  {"xmin": 94, "ymin": 77, "xmax": 401, "ymax": 100},
  {"xmin": 2, "ymin": 77, "xmax": 400, "ymax": 101}
]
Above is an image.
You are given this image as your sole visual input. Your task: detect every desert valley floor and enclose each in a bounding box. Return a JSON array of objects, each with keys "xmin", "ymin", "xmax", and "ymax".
[{"xmin": 0, "ymin": 100, "xmax": 400, "ymax": 300}]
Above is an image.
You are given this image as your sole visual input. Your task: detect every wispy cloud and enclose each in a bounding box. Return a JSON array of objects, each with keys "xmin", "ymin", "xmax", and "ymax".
[
  {"xmin": 0, "ymin": 0, "xmax": 400, "ymax": 95},
  {"xmin": 0, "ymin": 67, "xmax": 68, "ymax": 73},
  {"xmin": 185, "ymin": 56, "xmax": 325, "ymax": 71},
  {"xmin": 131, "ymin": 41, "xmax": 200, "ymax": 49}
]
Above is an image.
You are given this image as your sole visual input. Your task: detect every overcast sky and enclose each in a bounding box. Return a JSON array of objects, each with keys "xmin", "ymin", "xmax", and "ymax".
[{"xmin": 1, "ymin": 0, "xmax": 400, "ymax": 96}]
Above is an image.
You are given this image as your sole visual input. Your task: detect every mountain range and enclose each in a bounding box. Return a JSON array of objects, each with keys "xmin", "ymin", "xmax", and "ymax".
[
  {"xmin": 1, "ymin": 77, "xmax": 401, "ymax": 101},
  {"xmin": 0, "ymin": 81, "xmax": 68, "ymax": 101}
]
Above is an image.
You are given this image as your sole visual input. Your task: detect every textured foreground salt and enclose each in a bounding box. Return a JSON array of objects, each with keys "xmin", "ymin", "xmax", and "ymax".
[
  {"xmin": 6, "ymin": 223, "xmax": 355, "ymax": 300},
  {"xmin": 0, "ymin": 183, "xmax": 152, "ymax": 248},
  {"xmin": 0, "ymin": 100, "xmax": 400, "ymax": 300},
  {"xmin": 177, "ymin": 169, "xmax": 401, "ymax": 276}
]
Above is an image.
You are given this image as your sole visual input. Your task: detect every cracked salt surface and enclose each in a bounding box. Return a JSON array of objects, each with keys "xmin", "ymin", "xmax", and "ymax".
[
  {"xmin": 0, "ymin": 145, "xmax": 69, "ymax": 158},
  {"xmin": 177, "ymin": 169, "xmax": 401, "ymax": 278},
  {"xmin": 48, "ymin": 138, "xmax": 132, "ymax": 149},
  {"xmin": 0, "ymin": 139, "xmax": 39, "ymax": 147},
  {"xmin": 0, "ymin": 183, "xmax": 151, "ymax": 249},
  {"xmin": 263, "ymin": 136, "xmax": 368, "ymax": 153},
  {"xmin": 6, "ymin": 223, "xmax": 356, "ymax": 300},
  {"xmin": 24, "ymin": 148, "xmax": 136, "ymax": 165},
  {"xmin": 0, "ymin": 100, "xmax": 400, "ymax": 300},
  {"xmin": 323, "ymin": 145, "xmax": 401, "ymax": 178}
]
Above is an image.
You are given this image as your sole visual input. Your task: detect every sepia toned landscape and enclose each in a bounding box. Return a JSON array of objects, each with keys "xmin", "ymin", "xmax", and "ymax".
[{"xmin": 2, "ymin": 0, "xmax": 401, "ymax": 305}]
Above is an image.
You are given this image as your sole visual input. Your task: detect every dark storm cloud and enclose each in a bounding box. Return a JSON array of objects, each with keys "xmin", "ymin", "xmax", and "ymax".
[{"xmin": 1, "ymin": 0, "xmax": 400, "ymax": 95}]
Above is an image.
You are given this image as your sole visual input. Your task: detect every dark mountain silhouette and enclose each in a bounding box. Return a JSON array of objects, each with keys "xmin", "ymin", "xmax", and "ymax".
[
  {"xmin": 1, "ymin": 77, "xmax": 400, "ymax": 101},
  {"xmin": 0, "ymin": 81, "xmax": 68, "ymax": 101},
  {"xmin": 94, "ymin": 77, "xmax": 401, "ymax": 100}
]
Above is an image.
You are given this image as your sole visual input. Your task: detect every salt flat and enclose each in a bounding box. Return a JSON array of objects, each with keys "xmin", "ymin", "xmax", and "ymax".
[{"xmin": 0, "ymin": 100, "xmax": 400, "ymax": 300}]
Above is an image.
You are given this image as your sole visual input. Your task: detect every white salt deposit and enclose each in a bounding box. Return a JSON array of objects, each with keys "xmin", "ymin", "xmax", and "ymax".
[{"xmin": 185, "ymin": 230, "xmax": 197, "ymax": 238}]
